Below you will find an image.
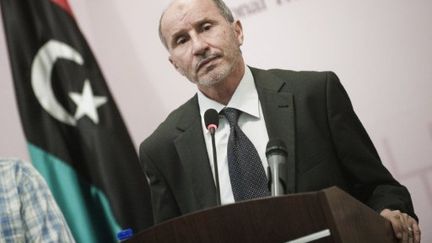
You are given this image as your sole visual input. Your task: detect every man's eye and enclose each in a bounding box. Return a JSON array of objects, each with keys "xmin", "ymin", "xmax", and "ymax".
[
  {"xmin": 176, "ymin": 36, "xmax": 188, "ymax": 45},
  {"xmin": 202, "ymin": 23, "xmax": 212, "ymax": 31}
]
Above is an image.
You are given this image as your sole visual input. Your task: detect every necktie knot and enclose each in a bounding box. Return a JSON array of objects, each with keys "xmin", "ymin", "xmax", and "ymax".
[{"xmin": 221, "ymin": 108, "xmax": 240, "ymax": 127}]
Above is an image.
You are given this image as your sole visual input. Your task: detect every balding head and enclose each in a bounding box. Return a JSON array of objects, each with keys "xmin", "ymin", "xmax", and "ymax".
[{"xmin": 159, "ymin": 0, "xmax": 234, "ymax": 49}]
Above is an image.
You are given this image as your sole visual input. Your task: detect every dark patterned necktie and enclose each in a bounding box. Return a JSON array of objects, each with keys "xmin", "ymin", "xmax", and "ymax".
[{"xmin": 221, "ymin": 108, "xmax": 270, "ymax": 201}]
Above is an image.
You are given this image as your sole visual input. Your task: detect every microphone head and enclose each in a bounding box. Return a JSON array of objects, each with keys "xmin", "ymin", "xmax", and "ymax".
[
  {"xmin": 204, "ymin": 109, "xmax": 219, "ymax": 130},
  {"xmin": 266, "ymin": 138, "xmax": 288, "ymax": 157}
]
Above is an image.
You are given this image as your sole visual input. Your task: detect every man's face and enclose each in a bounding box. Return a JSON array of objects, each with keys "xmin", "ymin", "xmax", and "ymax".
[{"xmin": 161, "ymin": 0, "xmax": 244, "ymax": 87}]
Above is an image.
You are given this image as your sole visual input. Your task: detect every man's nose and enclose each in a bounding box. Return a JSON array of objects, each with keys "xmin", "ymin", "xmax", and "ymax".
[{"xmin": 191, "ymin": 34, "xmax": 209, "ymax": 56}]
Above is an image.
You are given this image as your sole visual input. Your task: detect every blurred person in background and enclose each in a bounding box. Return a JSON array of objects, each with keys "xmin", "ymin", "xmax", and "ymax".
[{"xmin": 0, "ymin": 158, "xmax": 75, "ymax": 242}]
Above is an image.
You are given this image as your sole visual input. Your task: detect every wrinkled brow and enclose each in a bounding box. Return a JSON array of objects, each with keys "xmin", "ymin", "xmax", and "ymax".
[{"xmin": 169, "ymin": 18, "xmax": 216, "ymax": 46}]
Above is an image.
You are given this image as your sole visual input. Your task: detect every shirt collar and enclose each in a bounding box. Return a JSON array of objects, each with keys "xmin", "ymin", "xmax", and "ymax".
[{"xmin": 198, "ymin": 66, "xmax": 260, "ymax": 119}]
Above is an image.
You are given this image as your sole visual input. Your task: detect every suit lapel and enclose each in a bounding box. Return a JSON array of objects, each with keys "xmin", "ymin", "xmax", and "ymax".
[
  {"xmin": 251, "ymin": 67, "xmax": 297, "ymax": 194},
  {"xmin": 174, "ymin": 96, "xmax": 217, "ymax": 210}
]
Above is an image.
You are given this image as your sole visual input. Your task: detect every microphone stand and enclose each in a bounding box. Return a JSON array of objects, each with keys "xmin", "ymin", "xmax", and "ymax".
[
  {"xmin": 209, "ymin": 126, "xmax": 221, "ymax": 206},
  {"xmin": 266, "ymin": 139, "xmax": 288, "ymax": 196}
]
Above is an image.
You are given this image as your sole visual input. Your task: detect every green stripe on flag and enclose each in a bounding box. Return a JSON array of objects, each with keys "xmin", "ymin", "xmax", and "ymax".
[{"xmin": 28, "ymin": 143, "xmax": 121, "ymax": 243}]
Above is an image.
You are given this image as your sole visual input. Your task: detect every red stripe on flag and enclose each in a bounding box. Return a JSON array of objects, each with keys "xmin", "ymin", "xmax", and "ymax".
[{"xmin": 50, "ymin": 0, "xmax": 73, "ymax": 16}]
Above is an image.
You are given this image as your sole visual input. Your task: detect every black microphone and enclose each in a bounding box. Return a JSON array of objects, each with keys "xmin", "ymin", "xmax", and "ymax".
[
  {"xmin": 204, "ymin": 109, "xmax": 221, "ymax": 205},
  {"xmin": 266, "ymin": 139, "xmax": 288, "ymax": 196},
  {"xmin": 204, "ymin": 108, "xmax": 219, "ymax": 135}
]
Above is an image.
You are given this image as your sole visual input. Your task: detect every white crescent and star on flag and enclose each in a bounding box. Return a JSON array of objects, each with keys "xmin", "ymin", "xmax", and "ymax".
[{"xmin": 31, "ymin": 39, "xmax": 107, "ymax": 126}]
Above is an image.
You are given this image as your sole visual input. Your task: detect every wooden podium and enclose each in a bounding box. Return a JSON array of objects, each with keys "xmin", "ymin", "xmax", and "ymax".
[{"xmin": 126, "ymin": 187, "xmax": 396, "ymax": 243}]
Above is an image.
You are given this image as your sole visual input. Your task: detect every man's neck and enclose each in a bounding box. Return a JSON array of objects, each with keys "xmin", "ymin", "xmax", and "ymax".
[{"xmin": 198, "ymin": 62, "xmax": 245, "ymax": 105}]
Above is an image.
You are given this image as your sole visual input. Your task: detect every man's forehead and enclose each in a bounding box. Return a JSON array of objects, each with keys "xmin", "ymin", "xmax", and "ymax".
[
  {"xmin": 165, "ymin": 0, "xmax": 212, "ymax": 12},
  {"xmin": 161, "ymin": 0, "xmax": 220, "ymax": 35},
  {"xmin": 162, "ymin": 0, "xmax": 218, "ymax": 25}
]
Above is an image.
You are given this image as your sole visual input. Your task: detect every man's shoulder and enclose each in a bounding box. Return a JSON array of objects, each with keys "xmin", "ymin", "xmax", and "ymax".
[
  {"xmin": 0, "ymin": 158, "xmax": 47, "ymax": 189},
  {"xmin": 250, "ymin": 67, "xmax": 340, "ymax": 93},
  {"xmin": 0, "ymin": 158, "xmax": 32, "ymax": 179},
  {"xmin": 0, "ymin": 158, "xmax": 46, "ymax": 210},
  {"xmin": 252, "ymin": 66, "xmax": 335, "ymax": 82},
  {"xmin": 140, "ymin": 95, "xmax": 199, "ymax": 152}
]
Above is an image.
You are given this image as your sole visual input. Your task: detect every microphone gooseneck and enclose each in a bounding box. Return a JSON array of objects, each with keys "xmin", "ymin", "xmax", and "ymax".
[
  {"xmin": 266, "ymin": 139, "xmax": 288, "ymax": 196},
  {"xmin": 204, "ymin": 109, "xmax": 221, "ymax": 205}
]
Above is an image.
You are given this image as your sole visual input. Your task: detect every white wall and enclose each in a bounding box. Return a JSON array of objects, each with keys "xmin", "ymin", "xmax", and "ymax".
[{"xmin": 1, "ymin": 0, "xmax": 430, "ymax": 239}]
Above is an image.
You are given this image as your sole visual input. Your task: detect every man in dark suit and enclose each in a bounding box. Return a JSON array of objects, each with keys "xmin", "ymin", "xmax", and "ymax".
[{"xmin": 140, "ymin": 0, "xmax": 421, "ymax": 241}]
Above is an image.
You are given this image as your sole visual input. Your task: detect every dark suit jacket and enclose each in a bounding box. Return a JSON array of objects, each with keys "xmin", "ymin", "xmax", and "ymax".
[{"xmin": 139, "ymin": 67, "xmax": 416, "ymax": 224}]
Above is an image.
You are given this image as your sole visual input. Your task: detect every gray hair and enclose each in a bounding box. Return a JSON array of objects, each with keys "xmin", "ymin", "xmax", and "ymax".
[{"xmin": 158, "ymin": 0, "xmax": 235, "ymax": 49}]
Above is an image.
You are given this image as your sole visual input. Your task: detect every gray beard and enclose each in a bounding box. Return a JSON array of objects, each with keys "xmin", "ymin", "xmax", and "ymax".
[
  {"xmin": 195, "ymin": 57, "xmax": 239, "ymax": 87},
  {"xmin": 196, "ymin": 72, "xmax": 226, "ymax": 87}
]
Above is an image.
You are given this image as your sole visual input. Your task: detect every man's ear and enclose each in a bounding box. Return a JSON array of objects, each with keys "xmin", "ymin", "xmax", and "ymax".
[
  {"xmin": 169, "ymin": 56, "xmax": 185, "ymax": 76},
  {"xmin": 233, "ymin": 20, "xmax": 244, "ymax": 46}
]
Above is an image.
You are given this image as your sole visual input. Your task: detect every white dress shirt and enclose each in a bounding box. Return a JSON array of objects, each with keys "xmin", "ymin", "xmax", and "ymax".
[{"xmin": 198, "ymin": 66, "xmax": 270, "ymax": 205}]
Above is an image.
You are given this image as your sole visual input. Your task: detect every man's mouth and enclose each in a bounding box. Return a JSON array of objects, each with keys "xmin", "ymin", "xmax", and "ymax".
[{"xmin": 196, "ymin": 55, "xmax": 220, "ymax": 72}]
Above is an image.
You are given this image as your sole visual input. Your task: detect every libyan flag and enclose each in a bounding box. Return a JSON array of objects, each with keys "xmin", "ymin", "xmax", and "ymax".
[{"xmin": 0, "ymin": 0, "xmax": 153, "ymax": 242}]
